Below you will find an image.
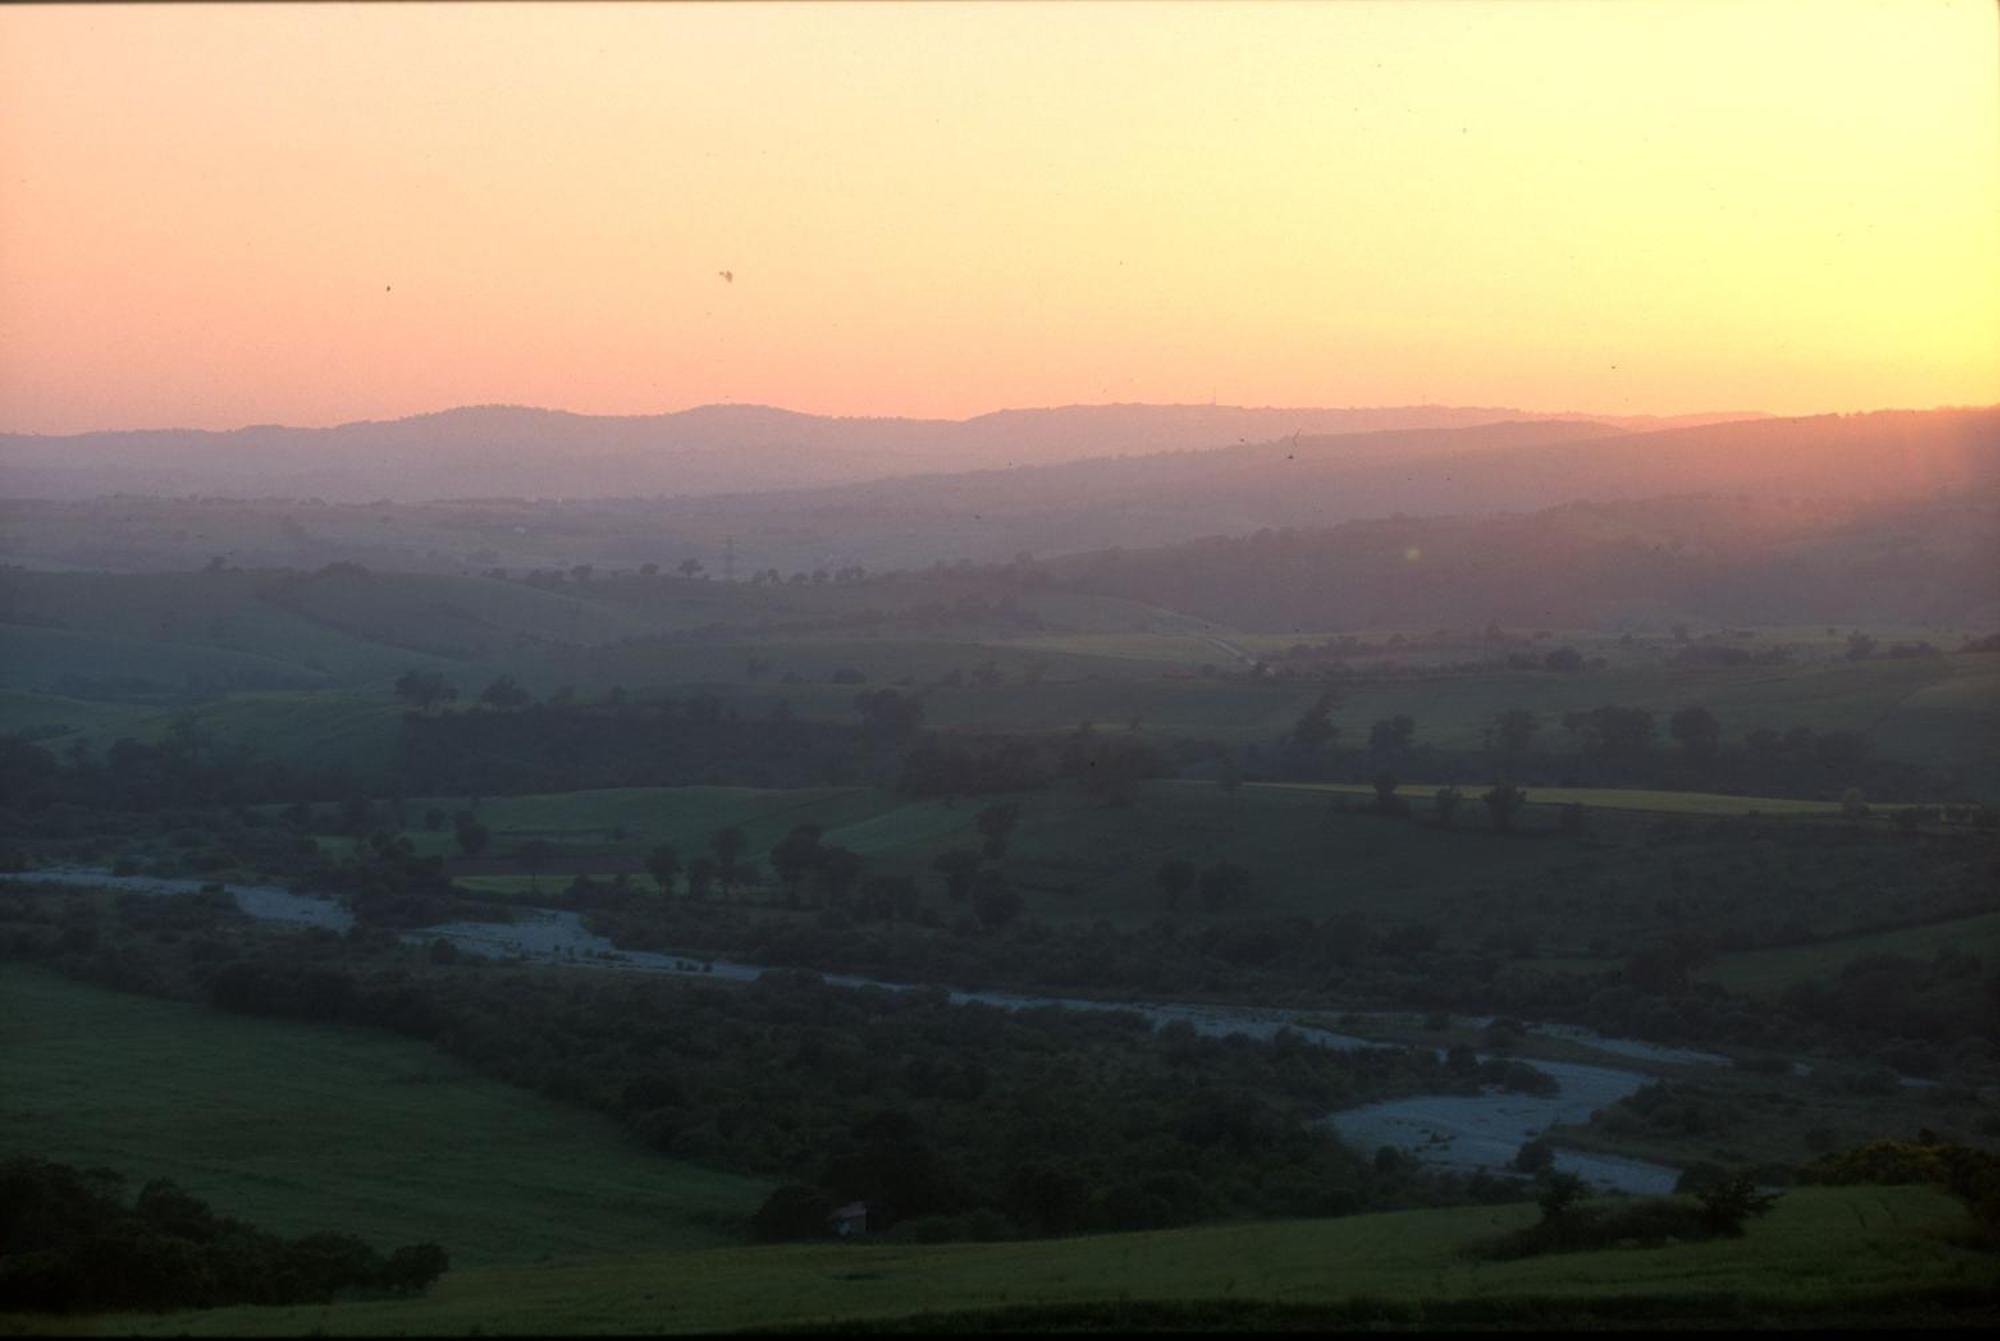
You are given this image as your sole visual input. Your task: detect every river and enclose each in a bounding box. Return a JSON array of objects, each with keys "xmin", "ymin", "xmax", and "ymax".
[{"xmin": 10, "ymin": 869, "xmax": 1698, "ymax": 1193}]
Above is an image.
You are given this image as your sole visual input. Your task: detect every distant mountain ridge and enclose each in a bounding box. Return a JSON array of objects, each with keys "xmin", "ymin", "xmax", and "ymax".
[
  {"xmin": 0, "ymin": 401, "xmax": 1766, "ymax": 502},
  {"xmin": 618, "ymin": 405, "xmax": 2000, "ymax": 571}
]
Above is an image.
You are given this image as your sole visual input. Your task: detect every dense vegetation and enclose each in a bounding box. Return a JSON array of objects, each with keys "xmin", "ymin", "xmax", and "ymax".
[
  {"xmin": 0, "ymin": 1156, "xmax": 446, "ymax": 1313},
  {"xmin": 0, "ymin": 884, "xmax": 1549, "ymax": 1242}
]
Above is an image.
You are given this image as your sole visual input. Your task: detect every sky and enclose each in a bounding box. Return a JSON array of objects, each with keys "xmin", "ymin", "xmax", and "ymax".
[{"xmin": 1, "ymin": 1, "xmax": 1995, "ymax": 434}]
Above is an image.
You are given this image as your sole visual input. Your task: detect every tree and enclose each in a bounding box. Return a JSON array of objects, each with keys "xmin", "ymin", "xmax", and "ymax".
[
  {"xmin": 1542, "ymin": 646, "xmax": 1585, "ymax": 673},
  {"xmin": 1433, "ymin": 786, "xmax": 1463, "ymax": 829},
  {"xmin": 769, "ymin": 825, "xmax": 826, "ymax": 904},
  {"xmin": 645, "ymin": 843, "xmax": 682, "ymax": 897},
  {"xmin": 339, "ymin": 792, "xmax": 373, "ymax": 836},
  {"xmin": 393, "ymin": 669, "xmax": 455, "ymax": 712},
  {"xmin": 816, "ymin": 845, "xmax": 865, "ymax": 910},
  {"xmin": 858, "ymin": 873, "xmax": 921, "ymax": 923},
  {"xmin": 478, "ymin": 675, "xmax": 531, "ymax": 710},
  {"xmin": 1198, "ymin": 861, "xmax": 1253, "ymax": 912},
  {"xmin": 751, "ymin": 1185, "xmax": 834, "ymax": 1242},
  {"xmin": 687, "ymin": 855, "xmax": 718, "ymax": 901},
  {"xmin": 1288, "ymin": 690, "xmax": 1340, "ymax": 754},
  {"xmin": 452, "ymin": 811, "xmax": 489, "ymax": 858},
  {"xmin": 1537, "ymin": 1171, "xmax": 1586, "ymax": 1223},
  {"xmin": 853, "ymin": 688, "xmax": 924, "ymax": 741},
  {"xmin": 971, "ymin": 868, "xmax": 1023, "ymax": 929},
  {"xmin": 514, "ymin": 838, "xmax": 557, "ymax": 894},
  {"xmin": 379, "ymin": 1243, "xmax": 450, "ymax": 1295},
  {"xmin": 1492, "ymin": 709, "xmax": 1539, "ymax": 760},
  {"xmin": 1061, "ymin": 726, "xmax": 1162, "ymax": 805},
  {"xmin": 1371, "ymin": 770, "xmax": 1404, "ymax": 816},
  {"xmin": 1367, "ymin": 714, "xmax": 1415, "ymax": 754},
  {"xmin": 1215, "ymin": 748, "xmax": 1243, "ymax": 800},
  {"xmin": 1483, "ymin": 783, "xmax": 1528, "ymax": 834},
  {"xmin": 1513, "ymin": 1139, "xmax": 1555, "ymax": 1175},
  {"xmin": 1156, "ymin": 857, "xmax": 1197, "ymax": 911},
  {"xmin": 1668, "ymin": 704, "xmax": 1723, "ymax": 763},
  {"xmin": 931, "ymin": 849, "xmax": 982, "ymax": 901},
  {"xmin": 1845, "ymin": 632, "xmax": 1877, "ymax": 661},
  {"xmin": 677, "ymin": 558, "xmax": 705, "ymax": 579},
  {"xmin": 975, "ymin": 802, "xmax": 1020, "ymax": 860},
  {"xmin": 712, "ymin": 826, "xmax": 747, "ymax": 898},
  {"xmin": 1695, "ymin": 1174, "xmax": 1781, "ymax": 1236}
]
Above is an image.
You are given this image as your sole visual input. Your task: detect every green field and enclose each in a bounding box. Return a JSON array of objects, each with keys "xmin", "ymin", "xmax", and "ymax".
[
  {"xmin": 380, "ymin": 777, "xmax": 1982, "ymax": 962},
  {"xmin": 0, "ymin": 965, "xmax": 770, "ymax": 1268},
  {"xmin": 1701, "ymin": 909, "xmax": 2000, "ymax": 995},
  {"xmin": 47, "ymin": 1186, "xmax": 1994, "ymax": 1335},
  {"xmin": 1254, "ymin": 779, "xmax": 1846, "ymax": 817},
  {"xmin": 391, "ymin": 780, "xmax": 1582, "ymax": 931}
]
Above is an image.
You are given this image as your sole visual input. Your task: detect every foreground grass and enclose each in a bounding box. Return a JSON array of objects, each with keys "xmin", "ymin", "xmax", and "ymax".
[
  {"xmin": 0, "ymin": 964, "xmax": 769, "ymax": 1268},
  {"xmin": 39, "ymin": 1187, "xmax": 1994, "ymax": 1335}
]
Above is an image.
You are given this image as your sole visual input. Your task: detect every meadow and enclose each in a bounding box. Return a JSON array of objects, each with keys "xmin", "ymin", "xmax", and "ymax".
[
  {"xmin": 0, "ymin": 964, "xmax": 770, "ymax": 1268},
  {"xmin": 37, "ymin": 1186, "xmax": 1993, "ymax": 1335},
  {"xmin": 5, "ymin": 563, "xmax": 1994, "ymax": 791}
]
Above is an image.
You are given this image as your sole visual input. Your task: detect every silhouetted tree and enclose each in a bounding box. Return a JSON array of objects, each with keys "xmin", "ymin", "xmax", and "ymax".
[
  {"xmin": 452, "ymin": 811, "xmax": 490, "ymax": 859},
  {"xmin": 712, "ymin": 826, "xmax": 747, "ymax": 898},
  {"xmin": 854, "ymin": 688, "xmax": 924, "ymax": 741},
  {"xmin": 1483, "ymin": 782, "xmax": 1528, "ymax": 834},
  {"xmin": 1492, "ymin": 709, "xmax": 1539, "ymax": 761},
  {"xmin": 687, "ymin": 855, "xmax": 718, "ymax": 901},
  {"xmin": 1198, "ymin": 861, "xmax": 1253, "ymax": 911},
  {"xmin": 478, "ymin": 675, "xmax": 531, "ymax": 710},
  {"xmin": 393, "ymin": 669, "xmax": 456, "ymax": 712},
  {"xmin": 1289, "ymin": 690, "xmax": 1340, "ymax": 754},
  {"xmin": 1669, "ymin": 704, "xmax": 1723, "ymax": 763},
  {"xmin": 1367, "ymin": 714, "xmax": 1415, "ymax": 754},
  {"xmin": 514, "ymin": 838, "xmax": 556, "ymax": 893},
  {"xmin": 971, "ymin": 869, "xmax": 1023, "ymax": 929},
  {"xmin": 975, "ymin": 802, "xmax": 1020, "ymax": 860},
  {"xmin": 931, "ymin": 849, "xmax": 981, "ymax": 901},
  {"xmin": 646, "ymin": 843, "xmax": 681, "ymax": 897},
  {"xmin": 770, "ymin": 825, "xmax": 826, "ymax": 904}
]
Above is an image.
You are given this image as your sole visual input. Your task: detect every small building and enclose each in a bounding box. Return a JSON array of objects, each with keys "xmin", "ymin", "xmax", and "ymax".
[{"xmin": 828, "ymin": 1201, "xmax": 868, "ymax": 1238}]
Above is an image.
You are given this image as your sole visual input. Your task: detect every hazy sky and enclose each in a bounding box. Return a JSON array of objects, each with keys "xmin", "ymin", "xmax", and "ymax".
[{"xmin": 2, "ymin": 1, "xmax": 1995, "ymax": 433}]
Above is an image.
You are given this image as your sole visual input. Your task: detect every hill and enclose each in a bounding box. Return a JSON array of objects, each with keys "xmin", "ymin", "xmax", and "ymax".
[
  {"xmin": 0, "ymin": 401, "xmax": 1745, "ymax": 504},
  {"xmin": 622, "ymin": 405, "xmax": 2000, "ymax": 570},
  {"xmin": 0, "ymin": 965, "xmax": 768, "ymax": 1268},
  {"xmin": 1045, "ymin": 491, "xmax": 2000, "ymax": 631}
]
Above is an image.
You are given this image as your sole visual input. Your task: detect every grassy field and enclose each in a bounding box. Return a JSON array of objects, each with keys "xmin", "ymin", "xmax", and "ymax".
[
  {"xmin": 1253, "ymin": 779, "xmax": 1847, "ymax": 817},
  {"xmin": 1701, "ymin": 909, "xmax": 2000, "ymax": 995},
  {"xmin": 375, "ymin": 778, "xmax": 1983, "ymax": 963},
  {"xmin": 37, "ymin": 1186, "xmax": 1994, "ymax": 1335},
  {"xmin": 385, "ymin": 780, "xmax": 1582, "ymax": 931},
  {"xmin": 0, "ymin": 964, "xmax": 770, "ymax": 1268}
]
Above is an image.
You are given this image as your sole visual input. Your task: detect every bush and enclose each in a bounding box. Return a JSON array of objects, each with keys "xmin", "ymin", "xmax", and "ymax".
[
  {"xmin": 0, "ymin": 1156, "xmax": 448, "ymax": 1312},
  {"xmin": 751, "ymin": 1185, "xmax": 835, "ymax": 1243}
]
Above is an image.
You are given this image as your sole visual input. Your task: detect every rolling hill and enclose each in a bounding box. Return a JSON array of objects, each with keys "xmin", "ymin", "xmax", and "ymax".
[{"xmin": 0, "ymin": 401, "xmax": 1755, "ymax": 503}]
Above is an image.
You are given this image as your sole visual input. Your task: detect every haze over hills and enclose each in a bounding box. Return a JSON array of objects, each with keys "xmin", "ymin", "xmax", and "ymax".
[
  {"xmin": 1, "ymin": 406, "xmax": 1992, "ymax": 579},
  {"xmin": 626, "ymin": 405, "xmax": 2000, "ymax": 571},
  {"xmin": 1046, "ymin": 491, "xmax": 2000, "ymax": 633},
  {"xmin": 0, "ymin": 402, "xmax": 1766, "ymax": 503}
]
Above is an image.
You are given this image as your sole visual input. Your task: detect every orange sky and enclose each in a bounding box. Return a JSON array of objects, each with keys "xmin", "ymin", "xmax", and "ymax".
[{"xmin": 1, "ymin": 1, "xmax": 1995, "ymax": 434}]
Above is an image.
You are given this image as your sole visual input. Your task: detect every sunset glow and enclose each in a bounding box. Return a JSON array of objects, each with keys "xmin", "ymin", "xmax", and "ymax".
[{"xmin": 2, "ymin": 0, "xmax": 1995, "ymax": 433}]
